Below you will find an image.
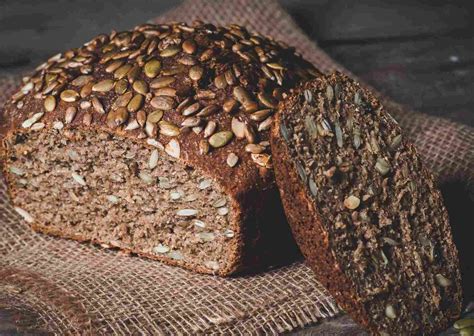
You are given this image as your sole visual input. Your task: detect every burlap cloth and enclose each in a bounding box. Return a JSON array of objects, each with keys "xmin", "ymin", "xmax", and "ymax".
[{"xmin": 0, "ymin": 0, "xmax": 473, "ymax": 334}]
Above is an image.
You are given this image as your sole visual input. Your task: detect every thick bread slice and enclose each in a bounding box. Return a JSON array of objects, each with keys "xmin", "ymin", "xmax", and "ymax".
[{"xmin": 271, "ymin": 72, "xmax": 462, "ymax": 335}]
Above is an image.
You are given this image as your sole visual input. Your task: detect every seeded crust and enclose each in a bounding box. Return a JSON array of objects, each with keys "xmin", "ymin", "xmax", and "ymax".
[
  {"xmin": 0, "ymin": 22, "xmax": 316, "ymax": 275},
  {"xmin": 271, "ymin": 73, "xmax": 462, "ymax": 335}
]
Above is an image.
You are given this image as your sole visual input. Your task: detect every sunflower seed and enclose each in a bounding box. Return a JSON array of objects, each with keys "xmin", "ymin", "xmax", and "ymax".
[
  {"xmin": 223, "ymin": 229, "xmax": 234, "ymax": 238},
  {"xmin": 160, "ymin": 45, "xmax": 181, "ymax": 57},
  {"xmin": 147, "ymin": 110, "xmax": 163, "ymax": 124},
  {"xmin": 258, "ymin": 117, "xmax": 273, "ymax": 131},
  {"xmin": 258, "ymin": 92, "xmax": 277, "ymax": 108},
  {"xmin": 146, "ymin": 138, "xmax": 164, "ymax": 150},
  {"xmin": 223, "ymin": 98, "xmax": 239, "ymax": 113},
  {"xmin": 192, "ymin": 219, "xmax": 206, "ymax": 229},
  {"xmin": 181, "ymin": 117, "xmax": 201, "ymax": 127},
  {"xmin": 43, "ymin": 96, "xmax": 56, "ymax": 112},
  {"xmin": 139, "ymin": 172, "xmax": 154, "ymax": 184},
  {"xmin": 390, "ymin": 134, "xmax": 402, "ymax": 150},
  {"xmin": 233, "ymin": 86, "xmax": 252, "ymax": 103},
  {"xmin": 197, "ymin": 104, "xmax": 219, "ymax": 117},
  {"xmin": 189, "ymin": 65, "xmax": 204, "ymax": 81},
  {"xmin": 15, "ymin": 207, "xmax": 34, "ymax": 223},
  {"xmin": 182, "ymin": 39, "xmax": 197, "ymax": 54},
  {"xmin": 177, "ymin": 208, "xmax": 198, "ymax": 217},
  {"xmin": 72, "ymin": 172, "xmax": 87, "ymax": 186},
  {"xmin": 107, "ymin": 195, "xmax": 120, "ymax": 204},
  {"xmin": 353, "ymin": 127, "xmax": 362, "ymax": 149},
  {"xmin": 227, "ymin": 153, "xmax": 239, "ymax": 167},
  {"xmin": 198, "ymin": 179, "xmax": 212, "ymax": 189},
  {"xmin": 214, "ymin": 74, "xmax": 227, "ymax": 89},
  {"xmin": 60, "ymin": 89, "xmax": 80, "ymax": 102},
  {"xmin": 334, "ymin": 121, "xmax": 343, "ymax": 148},
  {"xmin": 153, "ymin": 244, "xmax": 170, "ymax": 254},
  {"xmin": 137, "ymin": 110, "xmax": 147, "ymax": 126},
  {"xmin": 159, "ymin": 121, "xmax": 180, "ymax": 137},
  {"xmin": 106, "ymin": 107, "xmax": 128, "ymax": 128},
  {"xmin": 280, "ymin": 123, "xmax": 290, "ymax": 142},
  {"xmin": 83, "ymin": 112, "xmax": 92, "ymax": 126},
  {"xmin": 197, "ymin": 232, "xmax": 215, "ymax": 242},
  {"xmin": 80, "ymin": 101, "xmax": 91, "ymax": 109},
  {"xmin": 202, "ymin": 120, "xmax": 216, "ymax": 138},
  {"xmin": 453, "ymin": 318, "xmax": 474, "ymax": 330},
  {"xmin": 382, "ymin": 237, "xmax": 399, "ymax": 246},
  {"xmin": 30, "ymin": 122, "xmax": 45, "ymax": 131},
  {"xmin": 217, "ymin": 207, "xmax": 229, "ymax": 216},
  {"xmin": 23, "ymin": 112, "xmax": 44, "ymax": 127},
  {"xmin": 209, "ymin": 197, "xmax": 226, "ymax": 209},
  {"xmin": 165, "ymin": 139, "xmax": 180, "ymax": 158},
  {"xmin": 245, "ymin": 143, "xmax": 264, "ymax": 154},
  {"xmin": 124, "ymin": 119, "xmax": 140, "ymax": 131},
  {"xmin": 53, "ymin": 121, "xmax": 64, "ymax": 130},
  {"xmin": 150, "ymin": 96, "xmax": 176, "ymax": 110},
  {"xmin": 231, "ymin": 117, "xmax": 246, "ymax": 138},
  {"xmin": 385, "ymin": 305, "xmax": 396, "ymax": 319},
  {"xmin": 154, "ymin": 87, "xmax": 176, "ymax": 96},
  {"xmin": 199, "ymin": 139, "xmax": 210, "ymax": 155},
  {"xmin": 114, "ymin": 64, "xmax": 132, "ymax": 79},
  {"xmin": 182, "ymin": 102, "xmax": 200, "ymax": 116},
  {"xmin": 250, "ymin": 109, "xmax": 272, "ymax": 121},
  {"xmin": 127, "ymin": 94, "xmax": 144, "ymax": 112},
  {"xmin": 267, "ymin": 62, "xmax": 284, "ymax": 70},
  {"xmin": 113, "ymin": 92, "xmax": 133, "ymax": 109},
  {"xmin": 344, "ymin": 195, "xmax": 360, "ymax": 210},
  {"xmin": 150, "ymin": 76, "xmax": 176, "ymax": 89},
  {"xmin": 9, "ymin": 166, "xmax": 25, "ymax": 176},
  {"xmin": 145, "ymin": 121, "xmax": 157, "ymax": 137},
  {"xmin": 209, "ymin": 131, "xmax": 233, "ymax": 148},
  {"xmin": 105, "ymin": 60, "xmax": 124, "ymax": 73},
  {"xmin": 149, "ymin": 149, "xmax": 159, "ymax": 169},
  {"xmin": 168, "ymin": 250, "xmax": 183, "ymax": 260},
  {"xmin": 435, "ymin": 274, "xmax": 452, "ymax": 287},
  {"xmin": 375, "ymin": 158, "xmax": 390, "ymax": 176},
  {"xmin": 132, "ymin": 80, "xmax": 149, "ymax": 95},
  {"xmin": 91, "ymin": 96, "xmax": 105, "ymax": 114},
  {"xmin": 92, "ymin": 79, "xmax": 114, "ymax": 92},
  {"xmin": 326, "ymin": 85, "xmax": 334, "ymax": 102},
  {"xmin": 144, "ymin": 59, "xmax": 161, "ymax": 78},
  {"xmin": 308, "ymin": 177, "xmax": 318, "ymax": 196}
]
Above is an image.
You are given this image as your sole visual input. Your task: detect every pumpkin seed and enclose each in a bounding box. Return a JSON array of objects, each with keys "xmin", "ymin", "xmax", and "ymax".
[
  {"xmin": 127, "ymin": 94, "xmax": 144, "ymax": 112},
  {"xmin": 132, "ymin": 80, "xmax": 149, "ymax": 94},
  {"xmin": 44, "ymin": 96, "xmax": 56, "ymax": 112},
  {"xmin": 151, "ymin": 76, "xmax": 175, "ymax": 89},
  {"xmin": 106, "ymin": 107, "xmax": 128, "ymax": 128},
  {"xmin": 60, "ymin": 89, "xmax": 79, "ymax": 102},
  {"xmin": 160, "ymin": 45, "xmax": 181, "ymax": 57},
  {"xmin": 114, "ymin": 64, "xmax": 132, "ymax": 79},
  {"xmin": 92, "ymin": 79, "xmax": 114, "ymax": 92},
  {"xmin": 114, "ymin": 79, "xmax": 128, "ymax": 94},
  {"xmin": 144, "ymin": 59, "xmax": 161, "ymax": 78},
  {"xmin": 209, "ymin": 131, "xmax": 233, "ymax": 148}
]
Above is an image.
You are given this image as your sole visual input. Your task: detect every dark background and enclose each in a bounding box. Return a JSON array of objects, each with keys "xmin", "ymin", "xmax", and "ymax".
[{"xmin": 0, "ymin": 1, "xmax": 473, "ymax": 334}]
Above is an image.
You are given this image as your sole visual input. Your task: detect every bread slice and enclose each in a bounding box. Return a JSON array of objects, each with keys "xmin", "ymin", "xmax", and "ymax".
[
  {"xmin": 270, "ymin": 72, "xmax": 462, "ymax": 334},
  {"xmin": 0, "ymin": 22, "xmax": 318, "ymax": 275}
]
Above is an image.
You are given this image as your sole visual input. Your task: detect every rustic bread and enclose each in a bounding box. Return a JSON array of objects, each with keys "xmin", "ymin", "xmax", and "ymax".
[
  {"xmin": 0, "ymin": 22, "xmax": 318, "ymax": 275},
  {"xmin": 270, "ymin": 72, "xmax": 462, "ymax": 335}
]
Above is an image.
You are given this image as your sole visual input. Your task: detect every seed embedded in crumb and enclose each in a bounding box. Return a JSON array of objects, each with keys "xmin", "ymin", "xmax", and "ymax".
[
  {"xmin": 153, "ymin": 244, "xmax": 170, "ymax": 254},
  {"xmin": 385, "ymin": 305, "xmax": 397, "ymax": 319},
  {"xmin": 22, "ymin": 112, "xmax": 44, "ymax": 128},
  {"xmin": 176, "ymin": 209, "xmax": 198, "ymax": 217},
  {"xmin": 71, "ymin": 172, "xmax": 87, "ymax": 186},
  {"xmin": 198, "ymin": 179, "xmax": 212, "ymax": 190},
  {"xmin": 223, "ymin": 229, "xmax": 234, "ymax": 238},
  {"xmin": 15, "ymin": 207, "xmax": 34, "ymax": 223},
  {"xmin": 344, "ymin": 195, "xmax": 360, "ymax": 210},
  {"xmin": 227, "ymin": 153, "xmax": 239, "ymax": 167},
  {"xmin": 149, "ymin": 149, "xmax": 159, "ymax": 169},
  {"xmin": 435, "ymin": 274, "xmax": 452, "ymax": 287},
  {"xmin": 165, "ymin": 139, "xmax": 180, "ymax": 158},
  {"xmin": 217, "ymin": 207, "xmax": 229, "ymax": 216},
  {"xmin": 106, "ymin": 195, "xmax": 119, "ymax": 204},
  {"xmin": 193, "ymin": 219, "xmax": 206, "ymax": 228}
]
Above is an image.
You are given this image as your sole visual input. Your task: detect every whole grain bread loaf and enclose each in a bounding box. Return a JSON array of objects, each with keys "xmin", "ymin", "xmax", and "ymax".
[
  {"xmin": 270, "ymin": 72, "xmax": 462, "ymax": 335},
  {"xmin": 0, "ymin": 21, "xmax": 319, "ymax": 275}
]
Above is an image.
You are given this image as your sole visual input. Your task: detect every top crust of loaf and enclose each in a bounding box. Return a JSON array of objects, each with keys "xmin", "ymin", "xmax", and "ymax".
[{"xmin": 0, "ymin": 21, "xmax": 319, "ymax": 198}]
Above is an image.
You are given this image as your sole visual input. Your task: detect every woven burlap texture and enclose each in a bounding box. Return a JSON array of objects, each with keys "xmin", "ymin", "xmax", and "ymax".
[{"xmin": 0, "ymin": 0, "xmax": 473, "ymax": 335}]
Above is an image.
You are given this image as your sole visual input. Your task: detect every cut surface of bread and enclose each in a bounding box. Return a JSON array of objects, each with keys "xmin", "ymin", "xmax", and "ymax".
[{"xmin": 271, "ymin": 72, "xmax": 462, "ymax": 335}]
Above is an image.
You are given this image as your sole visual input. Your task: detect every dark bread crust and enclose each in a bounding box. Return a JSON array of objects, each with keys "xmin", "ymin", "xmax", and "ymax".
[
  {"xmin": 271, "ymin": 72, "xmax": 462, "ymax": 334},
  {"xmin": 1, "ymin": 22, "xmax": 316, "ymax": 275}
]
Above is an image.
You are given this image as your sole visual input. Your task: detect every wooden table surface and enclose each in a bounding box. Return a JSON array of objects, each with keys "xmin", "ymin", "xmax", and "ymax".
[{"xmin": 0, "ymin": 0, "xmax": 472, "ymax": 334}]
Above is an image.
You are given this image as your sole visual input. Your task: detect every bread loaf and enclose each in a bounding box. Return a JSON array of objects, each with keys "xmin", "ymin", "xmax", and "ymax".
[
  {"xmin": 271, "ymin": 72, "xmax": 462, "ymax": 335},
  {"xmin": 0, "ymin": 22, "xmax": 318, "ymax": 275}
]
